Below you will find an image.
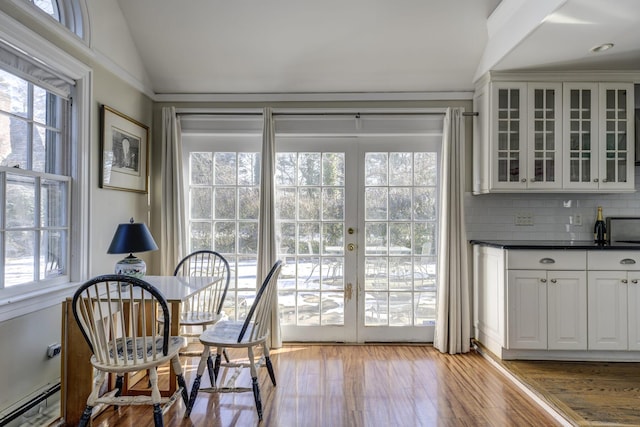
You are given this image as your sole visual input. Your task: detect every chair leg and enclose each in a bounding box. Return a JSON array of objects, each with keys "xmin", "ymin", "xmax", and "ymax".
[
  {"xmin": 114, "ymin": 374, "xmax": 124, "ymax": 397},
  {"xmin": 185, "ymin": 346, "xmax": 209, "ymax": 418},
  {"xmin": 213, "ymin": 349, "xmax": 222, "ymax": 382},
  {"xmin": 171, "ymin": 355, "xmax": 189, "ymax": 405},
  {"xmin": 153, "ymin": 403, "xmax": 164, "ymax": 427},
  {"xmin": 248, "ymin": 347, "xmax": 263, "ymax": 421},
  {"xmin": 206, "ymin": 354, "xmax": 215, "ymax": 386},
  {"xmin": 263, "ymin": 343, "xmax": 276, "ymax": 386},
  {"xmin": 77, "ymin": 406, "xmax": 93, "ymax": 427},
  {"xmin": 223, "ymin": 348, "xmax": 230, "ymax": 363}
]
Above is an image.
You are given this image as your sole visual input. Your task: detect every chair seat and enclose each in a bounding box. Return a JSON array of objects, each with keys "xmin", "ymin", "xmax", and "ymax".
[
  {"xmin": 91, "ymin": 335, "xmax": 187, "ymax": 373},
  {"xmin": 180, "ymin": 311, "xmax": 223, "ymax": 326},
  {"xmin": 199, "ymin": 321, "xmax": 267, "ymax": 347}
]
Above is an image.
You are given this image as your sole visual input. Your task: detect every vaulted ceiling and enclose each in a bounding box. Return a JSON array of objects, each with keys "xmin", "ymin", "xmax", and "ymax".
[{"xmin": 115, "ymin": 0, "xmax": 640, "ymax": 95}]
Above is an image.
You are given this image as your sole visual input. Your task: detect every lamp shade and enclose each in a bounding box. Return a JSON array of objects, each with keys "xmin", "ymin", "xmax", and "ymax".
[
  {"xmin": 107, "ymin": 218, "xmax": 158, "ymax": 277},
  {"xmin": 107, "ymin": 218, "xmax": 159, "ymax": 254}
]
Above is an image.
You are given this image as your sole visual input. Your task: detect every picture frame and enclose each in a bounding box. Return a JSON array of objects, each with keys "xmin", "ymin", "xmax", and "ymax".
[{"xmin": 100, "ymin": 105, "xmax": 149, "ymax": 193}]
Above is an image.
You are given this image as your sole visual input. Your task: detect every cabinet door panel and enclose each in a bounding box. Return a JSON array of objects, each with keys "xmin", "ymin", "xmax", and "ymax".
[
  {"xmin": 628, "ymin": 272, "xmax": 640, "ymax": 350},
  {"xmin": 563, "ymin": 83, "xmax": 599, "ymax": 190},
  {"xmin": 587, "ymin": 271, "xmax": 628, "ymax": 350},
  {"xmin": 507, "ymin": 270, "xmax": 547, "ymax": 349},
  {"xmin": 491, "ymin": 83, "xmax": 527, "ymax": 190},
  {"xmin": 527, "ymin": 83, "xmax": 562, "ymax": 189},
  {"xmin": 599, "ymin": 83, "xmax": 635, "ymax": 190},
  {"xmin": 547, "ymin": 271, "xmax": 587, "ymax": 350}
]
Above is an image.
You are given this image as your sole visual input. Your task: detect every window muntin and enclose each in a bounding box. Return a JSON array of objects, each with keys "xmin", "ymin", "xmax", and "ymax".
[
  {"xmin": 0, "ymin": 68, "xmax": 70, "ymax": 287},
  {"xmin": 17, "ymin": 0, "xmax": 87, "ymax": 42}
]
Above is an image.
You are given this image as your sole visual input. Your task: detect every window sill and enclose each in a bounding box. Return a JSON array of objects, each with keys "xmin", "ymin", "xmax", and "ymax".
[{"xmin": 0, "ymin": 281, "xmax": 81, "ymax": 322}]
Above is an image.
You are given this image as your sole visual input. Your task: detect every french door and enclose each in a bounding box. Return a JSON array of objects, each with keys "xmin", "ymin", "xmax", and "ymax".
[{"xmin": 277, "ymin": 136, "xmax": 439, "ymax": 343}]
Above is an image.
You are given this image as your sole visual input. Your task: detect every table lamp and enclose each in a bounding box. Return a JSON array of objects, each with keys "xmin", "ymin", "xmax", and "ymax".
[{"xmin": 107, "ymin": 217, "xmax": 158, "ymax": 277}]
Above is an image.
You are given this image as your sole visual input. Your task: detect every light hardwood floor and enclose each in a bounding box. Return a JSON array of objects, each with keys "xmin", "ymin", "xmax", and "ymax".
[{"xmin": 88, "ymin": 345, "xmax": 561, "ymax": 427}]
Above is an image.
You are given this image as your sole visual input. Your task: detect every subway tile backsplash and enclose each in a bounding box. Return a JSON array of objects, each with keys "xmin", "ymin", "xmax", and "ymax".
[{"xmin": 465, "ymin": 168, "xmax": 640, "ymax": 242}]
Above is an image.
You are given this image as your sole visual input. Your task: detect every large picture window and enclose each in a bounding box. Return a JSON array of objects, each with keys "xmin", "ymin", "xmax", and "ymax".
[{"xmin": 0, "ymin": 68, "xmax": 70, "ymax": 287}]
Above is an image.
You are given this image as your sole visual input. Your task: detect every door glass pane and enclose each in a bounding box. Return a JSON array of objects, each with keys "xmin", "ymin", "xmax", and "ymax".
[
  {"xmin": 364, "ymin": 152, "xmax": 437, "ymax": 327},
  {"xmin": 277, "ymin": 152, "xmax": 346, "ymax": 327}
]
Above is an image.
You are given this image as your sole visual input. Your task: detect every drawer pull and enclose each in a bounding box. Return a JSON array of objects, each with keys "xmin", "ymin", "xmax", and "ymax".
[
  {"xmin": 632, "ymin": 280, "xmax": 638, "ymax": 284},
  {"xmin": 622, "ymin": 279, "xmax": 628, "ymax": 284},
  {"xmin": 540, "ymin": 278, "xmax": 547, "ymax": 283},
  {"xmin": 550, "ymin": 279, "xmax": 557, "ymax": 284},
  {"xmin": 539, "ymin": 258, "xmax": 555, "ymax": 264},
  {"xmin": 620, "ymin": 258, "xmax": 637, "ymax": 265}
]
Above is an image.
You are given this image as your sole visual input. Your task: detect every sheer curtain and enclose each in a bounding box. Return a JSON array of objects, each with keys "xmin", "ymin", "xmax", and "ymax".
[
  {"xmin": 434, "ymin": 107, "xmax": 471, "ymax": 354},
  {"xmin": 160, "ymin": 106, "xmax": 186, "ymax": 275},
  {"xmin": 257, "ymin": 107, "xmax": 281, "ymax": 348}
]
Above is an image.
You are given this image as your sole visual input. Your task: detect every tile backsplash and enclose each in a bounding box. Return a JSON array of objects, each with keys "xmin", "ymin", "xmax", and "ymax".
[{"xmin": 465, "ymin": 168, "xmax": 640, "ymax": 242}]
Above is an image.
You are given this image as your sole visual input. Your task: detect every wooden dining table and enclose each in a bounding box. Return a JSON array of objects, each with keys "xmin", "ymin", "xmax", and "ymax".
[{"xmin": 59, "ymin": 275, "xmax": 222, "ymax": 426}]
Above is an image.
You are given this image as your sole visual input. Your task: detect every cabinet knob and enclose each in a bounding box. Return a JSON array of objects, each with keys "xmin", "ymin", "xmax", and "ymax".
[
  {"xmin": 593, "ymin": 178, "xmax": 599, "ymax": 182},
  {"xmin": 632, "ymin": 280, "xmax": 638, "ymax": 284},
  {"xmin": 550, "ymin": 279, "xmax": 557, "ymax": 284},
  {"xmin": 540, "ymin": 278, "xmax": 547, "ymax": 283},
  {"xmin": 521, "ymin": 178, "xmax": 527, "ymax": 183},
  {"xmin": 622, "ymin": 279, "xmax": 628, "ymax": 284},
  {"xmin": 603, "ymin": 179, "xmax": 608, "ymax": 183},
  {"xmin": 530, "ymin": 178, "xmax": 535, "ymax": 182}
]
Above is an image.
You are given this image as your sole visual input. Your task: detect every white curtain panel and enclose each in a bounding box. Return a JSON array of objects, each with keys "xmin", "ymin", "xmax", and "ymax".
[
  {"xmin": 434, "ymin": 107, "xmax": 471, "ymax": 354},
  {"xmin": 257, "ymin": 107, "xmax": 281, "ymax": 348},
  {"xmin": 160, "ymin": 106, "xmax": 186, "ymax": 275}
]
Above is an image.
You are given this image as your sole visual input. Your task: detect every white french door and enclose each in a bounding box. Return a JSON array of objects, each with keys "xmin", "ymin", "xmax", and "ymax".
[{"xmin": 277, "ymin": 136, "xmax": 439, "ymax": 343}]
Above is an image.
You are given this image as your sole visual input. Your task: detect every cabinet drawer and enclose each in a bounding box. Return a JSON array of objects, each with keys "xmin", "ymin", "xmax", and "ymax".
[
  {"xmin": 507, "ymin": 250, "xmax": 586, "ymax": 270},
  {"xmin": 588, "ymin": 251, "xmax": 640, "ymax": 270}
]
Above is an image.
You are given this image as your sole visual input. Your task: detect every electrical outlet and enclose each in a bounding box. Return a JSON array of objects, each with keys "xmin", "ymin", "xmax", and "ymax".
[
  {"xmin": 515, "ymin": 212, "xmax": 534, "ymax": 226},
  {"xmin": 47, "ymin": 343, "xmax": 61, "ymax": 358},
  {"xmin": 573, "ymin": 214, "xmax": 583, "ymax": 226}
]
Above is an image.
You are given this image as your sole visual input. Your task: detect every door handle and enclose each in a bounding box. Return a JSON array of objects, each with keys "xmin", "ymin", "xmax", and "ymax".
[{"xmin": 345, "ymin": 283, "xmax": 353, "ymax": 301}]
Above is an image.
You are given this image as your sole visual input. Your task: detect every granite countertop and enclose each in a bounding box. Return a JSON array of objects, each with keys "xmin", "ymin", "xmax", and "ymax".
[{"xmin": 469, "ymin": 240, "xmax": 640, "ymax": 250}]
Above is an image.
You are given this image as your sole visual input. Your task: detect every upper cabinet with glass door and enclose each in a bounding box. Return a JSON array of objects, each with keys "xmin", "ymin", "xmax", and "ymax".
[
  {"xmin": 473, "ymin": 73, "xmax": 636, "ymax": 194},
  {"xmin": 563, "ymin": 82, "xmax": 635, "ymax": 191}
]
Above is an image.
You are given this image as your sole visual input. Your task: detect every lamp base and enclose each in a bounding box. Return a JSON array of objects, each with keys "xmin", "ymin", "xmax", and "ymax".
[{"xmin": 115, "ymin": 254, "xmax": 146, "ymax": 278}]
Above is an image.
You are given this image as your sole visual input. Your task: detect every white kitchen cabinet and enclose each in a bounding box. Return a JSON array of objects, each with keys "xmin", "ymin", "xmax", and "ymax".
[
  {"xmin": 563, "ymin": 83, "xmax": 635, "ymax": 191},
  {"xmin": 588, "ymin": 251, "xmax": 640, "ymax": 350},
  {"xmin": 473, "ymin": 73, "xmax": 636, "ymax": 194},
  {"xmin": 484, "ymin": 82, "xmax": 563, "ymax": 191},
  {"xmin": 507, "ymin": 251, "xmax": 587, "ymax": 350}
]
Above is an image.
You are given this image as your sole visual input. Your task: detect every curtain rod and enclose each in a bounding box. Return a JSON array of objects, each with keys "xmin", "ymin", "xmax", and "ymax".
[{"xmin": 177, "ymin": 111, "xmax": 479, "ymax": 117}]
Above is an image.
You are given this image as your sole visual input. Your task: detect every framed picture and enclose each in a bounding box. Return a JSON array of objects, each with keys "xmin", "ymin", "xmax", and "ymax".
[{"xmin": 100, "ymin": 105, "xmax": 149, "ymax": 193}]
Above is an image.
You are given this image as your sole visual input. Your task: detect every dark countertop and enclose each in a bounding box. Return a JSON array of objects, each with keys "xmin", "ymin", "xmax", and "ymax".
[{"xmin": 469, "ymin": 240, "xmax": 640, "ymax": 250}]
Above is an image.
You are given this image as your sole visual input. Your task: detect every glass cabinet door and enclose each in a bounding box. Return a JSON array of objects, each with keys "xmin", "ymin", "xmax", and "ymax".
[
  {"xmin": 492, "ymin": 83, "xmax": 527, "ymax": 189},
  {"xmin": 528, "ymin": 83, "xmax": 562, "ymax": 189},
  {"xmin": 563, "ymin": 83, "xmax": 598, "ymax": 189},
  {"xmin": 599, "ymin": 84, "xmax": 634, "ymax": 189}
]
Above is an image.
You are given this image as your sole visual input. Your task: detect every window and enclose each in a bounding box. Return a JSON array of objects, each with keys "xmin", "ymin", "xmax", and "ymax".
[
  {"xmin": 0, "ymin": 68, "xmax": 70, "ymax": 287},
  {"xmin": 15, "ymin": 0, "xmax": 88, "ymax": 43}
]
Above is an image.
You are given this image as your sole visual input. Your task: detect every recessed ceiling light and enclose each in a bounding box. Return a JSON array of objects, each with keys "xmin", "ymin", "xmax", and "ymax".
[{"xmin": 591, "ymin": 43, "xmax": 614, "ymax": 53}]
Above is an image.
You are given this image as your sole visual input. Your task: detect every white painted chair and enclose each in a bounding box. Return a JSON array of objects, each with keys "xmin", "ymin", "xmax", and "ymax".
[
  {"xmin": 72, "ymin": 274, "xmax": 189, "ymax": 427},
  {"xmin": 171, "ymin": 250, "xmax": 231, "ymax": 338},
  {"xmin": 184, "ymin": 260, "xmax": 283, "ymax": 421}
]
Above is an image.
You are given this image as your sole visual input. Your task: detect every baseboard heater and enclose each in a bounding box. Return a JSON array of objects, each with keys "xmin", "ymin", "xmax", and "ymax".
[{"xmin": 0, "ymin": 382, "xmax": 60, "ymax": 426}]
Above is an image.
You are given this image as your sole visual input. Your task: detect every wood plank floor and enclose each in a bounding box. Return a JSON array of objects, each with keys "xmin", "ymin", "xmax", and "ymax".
[
  {"xmin": 87, "ymin": 344, "xmax": 561, "ymax": 427},
  {"xmin": 500, "ymin": 358, "xmax": 640, "ymax": 427}
]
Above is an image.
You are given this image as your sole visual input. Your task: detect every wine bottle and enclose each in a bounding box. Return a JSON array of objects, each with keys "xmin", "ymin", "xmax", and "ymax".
[{"xmin": 593, "ymin": 206, "xmax": 606, "ymax": 244}]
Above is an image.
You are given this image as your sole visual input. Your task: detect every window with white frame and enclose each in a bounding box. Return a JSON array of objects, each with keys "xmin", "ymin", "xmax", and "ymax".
[
  {"xmin": 0, "ymin": 55, "xmax": 72, "ymax": 288},
  {"xmin": 15, "ymin": 0, "xmax": 87, "ymax": 42}
]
